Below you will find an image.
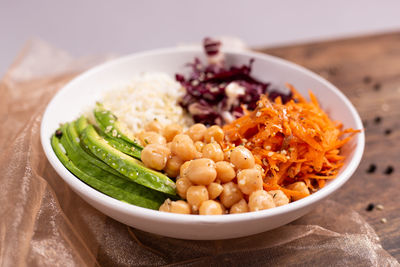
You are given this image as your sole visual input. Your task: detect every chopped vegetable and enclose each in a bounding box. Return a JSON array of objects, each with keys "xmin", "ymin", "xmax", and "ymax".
[
  {"xmin": 176, "ymin": 38, "xmax": 292, "ymax": 126},
  {"xmin": 222, "ymin": 84, "xmax": 360, "ymax": 200}
]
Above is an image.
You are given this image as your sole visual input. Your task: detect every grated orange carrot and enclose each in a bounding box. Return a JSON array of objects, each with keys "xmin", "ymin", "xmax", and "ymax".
[{"xmin": 222, "ymin": 84, "xmax": 360, "ymax": 201}]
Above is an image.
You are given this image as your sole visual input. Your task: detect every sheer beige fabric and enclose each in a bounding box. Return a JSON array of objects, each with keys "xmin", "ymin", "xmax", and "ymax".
[{"xmin": 0, "ymin": 40, "xmax": 397, "ymax": 267}]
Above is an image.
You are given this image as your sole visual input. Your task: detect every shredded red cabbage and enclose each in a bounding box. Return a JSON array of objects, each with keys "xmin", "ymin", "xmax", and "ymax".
[{"xmin": 176, "ymin": 38, "xmax": 292, "ymax": 126}]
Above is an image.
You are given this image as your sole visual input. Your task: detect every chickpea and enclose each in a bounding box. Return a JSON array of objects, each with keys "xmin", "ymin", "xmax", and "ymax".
[
  {"xmin": 220, "ymin": 182, "xmax": 243, "ymax": 208},
  {"xmin": 176, "ymin": 176, "xmax": 193, "ymax": 199},
  {"xmin": 163, "ymin": 123, "xmax": 183, "ymax": 142},
  {"xmin": 164, "ymin": 155, "xmax": 184, "ymax": 178},
  {"xmin": 224, "ymin": 150, "xmax": 231, "ymax": 161},
  {"xmin": 202, "ymin": 142, "xmax": 224, "ymax": 162},
  {"xmin": 186, "ymin": 185, "xmax": 209, "ymax": 211},
  {"xmin": 159, "ymin": 199, "xmax": 191, "ymax": 214},
  {"xmin": 230, "ymin": 199, "xmax": 249, "ymax": 214},
  {"xmin": 186, "ymin": 158, "xmax": 217, "ymax": 185},
  {"xmin": 171, "ymin": 134, "xmax": 199, "ymax": 161},
  {"xmin": 144, "ymin": 120, "xmax": 163, "ymax": 133},
  {"xmin": 215, "ymin": 161, "xmax": 236, "ymax": 183},
  {"xmin": 248, "ymin": 190, "xmax": 276, "ymax": 212},
  {"xmin": 187, "ymin": 123, "xmax": 207, "ymax": 142},
  {"xmin": 170, "ymin": 200, "xmax": 191, "ymax": 214},
  {"xmin": 229, "ymin": 146, "xmax": 255, "ymax": 169},
  {"xmin": 199, "ymin": 200, "xmax": 223, "ymax": 215},
  {"xmin": 204, "ymin": 125, "xmax": 224, "ymax": 143},
  {"xmin": 179, "ymin": 161, "xmax": 191, "ymax": 179},
  {"xmin": 141, "ymin": 144, "xmax": 171, "ymax": 170},
  {"xmin": 159, "ymin": 199, "xmax": 172, "ymax": 212},
  {"xmin": 237, "ymin": 168, "xmax": 263, "ymax": 195},
  {"xmin": 166, "ymin": 142, "xmax": 173, "ymax": 151},
  {"xmin": 207, "ymin": 182, "xmax": 223, "ymax": 199},
  {"xmin": 138, "ymin": 131, "xmax": 166, "ymax": 146},
  {"xmin": 268, "ymin": 190, "xmax": 289, "ymax": 207},
  {"xmin": 286, "ymin": 182, "xmax": 310, "ymax": 201},
  {"xmin": 194, "ymin": 141, "xmax": 205, "ymax": 152}
]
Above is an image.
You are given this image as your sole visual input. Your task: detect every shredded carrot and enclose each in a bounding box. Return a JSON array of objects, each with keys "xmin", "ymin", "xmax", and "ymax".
[{"xmin": 222, "ymin": 84, "xmax": 360, "ymax": 201}]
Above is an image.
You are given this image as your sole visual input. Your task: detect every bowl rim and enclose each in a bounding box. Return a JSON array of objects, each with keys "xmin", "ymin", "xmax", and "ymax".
[{"xmin": 40, "ymin": 46, "xmax": 365, "ymax": 224}]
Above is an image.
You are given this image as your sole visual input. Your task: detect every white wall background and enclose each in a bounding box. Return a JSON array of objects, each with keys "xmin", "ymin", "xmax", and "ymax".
[{"xmin": 1, "ymin": 0, "xmax": 400, "ymax": 75}]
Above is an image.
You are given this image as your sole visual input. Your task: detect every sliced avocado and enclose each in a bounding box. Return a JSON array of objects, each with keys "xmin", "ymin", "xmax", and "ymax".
[
  {"xmin": 81, "ymin": 125, "xmax": 176, "ymax": 196},
  {"xmin": 53, "ymin": 124, "xmax": 165, "ymax": 209},
  {"xmin": 94, "ymin": 103, "xmax": 142, "ymax": 149},
  {"xmin": 65, "ymin": 119, "xmax": 123, "ymax": 177},
  {"xmin": 97, "ymin": 128, "xmax": 142, "ymax": 159}
]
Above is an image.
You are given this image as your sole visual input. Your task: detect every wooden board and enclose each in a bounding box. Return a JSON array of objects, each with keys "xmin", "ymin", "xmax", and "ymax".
[{"xmin": 259, "ymin": 32, "xmax": 400, "ymax": 259}]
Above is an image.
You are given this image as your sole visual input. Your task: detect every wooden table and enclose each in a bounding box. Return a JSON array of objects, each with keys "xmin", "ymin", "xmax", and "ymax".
[{"xmin": 260, "ymin": 32, "xmax": 400, "ymax": 260}]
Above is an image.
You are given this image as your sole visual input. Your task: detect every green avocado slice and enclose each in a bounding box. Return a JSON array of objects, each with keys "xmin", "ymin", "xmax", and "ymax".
[
  {"xmin": 94, "ymin": 103, "xmax": 142, "ymax": 150},
  {"xmin": 65, "ymin": 119, "xmax": 123, "ymax": 177},
  {"xmin": 52, "ymin": 125, "xmax": 165, "ymax": 210},
  {"xmin": 99, "ymin": 129, "xmax": 142, "ymax": 159},
  {"xmin": 81, "ymin": 125, "xmax": 176, "ymax": 196}
]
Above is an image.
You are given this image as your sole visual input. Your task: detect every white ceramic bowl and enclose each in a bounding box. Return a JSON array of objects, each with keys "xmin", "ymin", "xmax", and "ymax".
[{"xmin": 41, "ymin": 47, "xmax": 364, "ymax": 240}]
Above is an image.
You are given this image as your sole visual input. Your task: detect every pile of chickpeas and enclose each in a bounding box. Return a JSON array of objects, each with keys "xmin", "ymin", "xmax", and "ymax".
[{"xmin": 139, "ymin": 120, "xmax": 303, "ymax": 215}]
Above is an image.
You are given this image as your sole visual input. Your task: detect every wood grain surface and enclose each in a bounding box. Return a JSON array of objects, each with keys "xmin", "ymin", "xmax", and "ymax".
[{"xmin": 259, "ymin": 32, "xmax": 400, "ymax": 260}]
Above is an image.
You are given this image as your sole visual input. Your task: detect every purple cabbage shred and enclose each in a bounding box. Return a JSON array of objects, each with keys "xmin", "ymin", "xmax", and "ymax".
[{"xmin": 176, "ymin": 38, "xmax": 292, "ymax": 126}]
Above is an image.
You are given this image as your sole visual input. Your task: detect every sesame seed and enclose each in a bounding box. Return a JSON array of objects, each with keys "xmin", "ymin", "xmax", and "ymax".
[
  {"xmin": 112, "ymin": 129, "xmax": 117, "ymax": 137},
  {"xmin": 105, "ymin": 125, "xmax": 112, "ymax": 133},
  {"xmin": 380, "ymin": 218, "xmax": 387, "ymax": 224},
  {"xmin": 384, "ymin": 166, "xmax": 394, "ymax": 175},
  {"xmin": 366, "ymin": 164, "xmax": 376, "ymax": 174},
  {"xmin": 366, "ymin": 203, "xmax": 375, "ymax": 211},
  {"xmin": 373, "ymin": 83, "xmax": 381, "ymax": 91},
  {"xmin": 265, "ymin": 145, "xmax": 271, "ymax": 150},
  {"xmin": 55, "ymin": 130, "xmax": 63, "ymax": 138},
  {"xmin": 58, "ymin": 143, "xmax": 66, "ymax": 154},
  {"xmin": 256, "ymin": 111, "xmax": 261, "ymax": 117},
  {"xmin": 268, "ymin": 152, "xmax": 274, "ymax": 157},
  {"xmin": 376, "ymin": 204, "xmax": 384, "ymax": 211},
  {"xmin": 281, "ymin": 150, "xmax": 287, "ymax": 155},
  {"xmin": 363, "ymin": 76, "xmax": 372, "ymax": 84},
  {"xmin": 374, "ymin": 116, "xmax": 382, "ymax": 124}
]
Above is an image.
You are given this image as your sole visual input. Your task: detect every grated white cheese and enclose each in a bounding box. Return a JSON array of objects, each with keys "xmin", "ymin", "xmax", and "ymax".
[{"xmin": 101, "ymin": 72, "xmax": 193, "ymax": 134}]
